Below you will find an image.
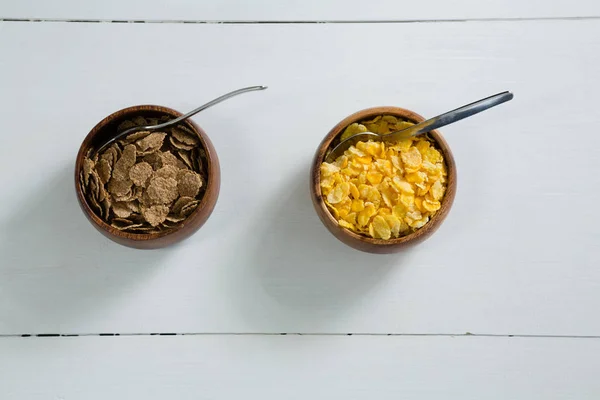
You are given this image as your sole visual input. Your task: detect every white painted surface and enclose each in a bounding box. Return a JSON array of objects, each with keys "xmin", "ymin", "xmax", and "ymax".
[
  {"xmin": 2, "ymin": 0, "xmax": 600, "ymax": 21},
  {"xmin": 1, "ymin": 335, "xmax": 600, "ymax": 399},
  {"xmin": 0, "ymin": 20, "xmax": 599, "ymax": 336}
]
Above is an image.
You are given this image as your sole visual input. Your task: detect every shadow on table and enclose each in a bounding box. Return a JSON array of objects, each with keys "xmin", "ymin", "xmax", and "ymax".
[
  {"xmin": 0, "ymin": 165, "xmax": 169, "ymax": 332},
  {"xmin": 234, "ymin": 168, "xmax": 410, "ymax": 331}
]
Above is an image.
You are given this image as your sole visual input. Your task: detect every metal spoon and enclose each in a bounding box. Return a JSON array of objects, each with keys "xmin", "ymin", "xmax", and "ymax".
[
  {"xmin": 325, "ymin": 91, "xmax": 513, "ymax": 163},
  {"xmin": 96, "ymin": 85, "xmax": 267, "ymax": 154}
]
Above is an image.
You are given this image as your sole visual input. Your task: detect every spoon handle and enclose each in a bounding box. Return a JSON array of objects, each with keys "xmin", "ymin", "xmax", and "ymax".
[
  {"xmin": 388, "ymin": 91, "xmax": 514, "ymax": 141},
  {"xmin": 96, "ymin": 85, "xmax": 267, "ymax": 154},
  {"xmin": 142, "ymin": 85, "xmax": 267, "ymax": 132}
]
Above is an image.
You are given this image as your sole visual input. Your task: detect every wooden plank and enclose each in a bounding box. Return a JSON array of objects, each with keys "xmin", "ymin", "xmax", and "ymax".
[
  {"xmin": 1, "ymin": 335, "xmax": 599, "ymax": 399},
  {"xmin": 0, "ymin": 20, "xmax": 599, "ymax": 335},
  {"xmin": 2, "ymin": 0, "xmax": 600, "ymax": 21}
]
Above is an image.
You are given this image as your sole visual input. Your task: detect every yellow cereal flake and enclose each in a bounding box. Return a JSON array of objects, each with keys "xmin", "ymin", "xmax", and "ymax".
[
  {"xmin": 351, "ymin": 199, "xmax": 365, "ymax": 212},
  {"xmin": 414, "ymin": 197, "xmax": 424, "ymax": 212},
  {"xmin": 357, "ymin": 203, "xmax": 377, "ymax": 227},
  {"xmin": 426, "ymin": 147, "xmax": 443, "ymax": 164},
  {"xmin": 430, "ymin": 180, "xmax": 445, "ymax": 201},
  {"xmin": 381, "ymin": 188, "xmax": 396, "ymax": 208},
  {"xmin": 390, "ymin": 155, "xmax": 403, "ymax": 171},
  {"xmin": 416, "ymin": 139, "xmax": 430, "ymax": 155},
  {"xmin": 340, "ymin": 123, "xmax": 368, "ymax": 141},
  {"xmin": 375, "ymin": 159, "xmax": 393, "ymax": 176},
  {"xmin": 394, "ymin": 139, "xmax": 413, "ymax": 153},
  {"xmin": 327, "ymin": 182, "xmax": 350, "ymax": 204},
  {"xmin": 422, "ymin": 199, "xmax": 441, "ymax": 212},
  {"xmin": 319, "ymin": 115, "xmax": 448, "ymax": 239},
  {"xmin": 348, "ymin": 182, "xmax": 360, "ymax": 199},
  {"xmin": 371, "ymin": 216, "xmax": 391, "ymax": 240},
  {"xmin": 401, "ymin": 147, "xmax": 422, "ymax": 170},
  {"xmin": 392, "ymin": 177, "xmax": 414, "ymax": 194},
  {"xmin": 411, "ymin": 216, "xmax": 430, "ymax": 229},
  {"xmin": 400, "ymin": 193, "xmax": 415, "ymax": 208},
  {"xmin": 338, "ymin": 219, "xmax": 354, "ymax": 230},
  {"xmin": 343, "ymin": 212, "xmax": 357, "ymax": 225},
  {"xmin": 336, "ymin": 199, "xmax": 352, "ymax": 216},
  {"xmin": 367, "ymin": 171, "xmax": 383, "ymax": 185},
  {"xmin": 321, "ymin": 163, "xmax": 340, "ymax": 177}
]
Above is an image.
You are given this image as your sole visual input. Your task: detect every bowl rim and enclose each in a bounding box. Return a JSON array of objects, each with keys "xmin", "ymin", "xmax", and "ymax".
[
  {"xmin": 311, "ymin": 106, "xmax": 457, "ymax": 248},
  {"xmin": 74, "ymin": 104, "xmax": 219, "ymax": 242}
]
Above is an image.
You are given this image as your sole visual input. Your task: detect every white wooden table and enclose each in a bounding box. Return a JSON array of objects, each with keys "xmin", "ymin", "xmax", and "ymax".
[{"xmin": 1, "ymin": 1, "xmax": 600, "ymax": 398}]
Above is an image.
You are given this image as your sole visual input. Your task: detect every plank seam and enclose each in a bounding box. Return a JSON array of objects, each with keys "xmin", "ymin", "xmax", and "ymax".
[
  {"xmin": 2, "ymin": 333, "xmax": 600, "ymax": 339},
  {"xmin": 1, "ymin": 16, "xmax": 600, "ymax": 24}
]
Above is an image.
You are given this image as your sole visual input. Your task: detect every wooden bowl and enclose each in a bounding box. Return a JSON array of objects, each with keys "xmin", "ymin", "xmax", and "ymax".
[
  {"xmin": 75, "ymin": 105, "xmax": 221, "ymax": 249},
  {"xmin": 310, "ymin": 107, "xmax": 457, "ymax": 254}
]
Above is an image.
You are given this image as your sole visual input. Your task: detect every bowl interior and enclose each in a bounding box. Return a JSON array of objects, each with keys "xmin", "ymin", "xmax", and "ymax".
[
  {"xmin": 76, "ymin": 105, "xmax": 215, "ymax": 242},
  {"xmin": 313, "ymin": 107, "xmax": 456, "ymax": 247}
]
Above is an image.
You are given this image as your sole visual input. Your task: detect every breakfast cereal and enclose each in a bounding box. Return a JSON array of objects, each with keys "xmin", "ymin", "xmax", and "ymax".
[
  {"xmin": 80, "ymin": 116, "xmax": 207, "ymax": 233},
  {"xmin": 320, "ymin": 115, "xmax": 447, "ymax": 240}
]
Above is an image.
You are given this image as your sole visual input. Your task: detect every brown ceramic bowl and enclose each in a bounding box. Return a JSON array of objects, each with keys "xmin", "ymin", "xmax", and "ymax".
[
  {"xmin": 75, "ymin": 105, "xmax": 221, "ymax": 249},
  {"xmin": 310, "ymin": 106, "xmax": 457, "ymax": 254}
]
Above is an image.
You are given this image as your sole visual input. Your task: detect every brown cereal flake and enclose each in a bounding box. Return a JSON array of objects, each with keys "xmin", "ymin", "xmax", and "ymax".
[
  {"xmin": 112, "ymin": 202, "xmax": 132, "ymax": 218},
  {"xmin": 126, "ymin": 200, "xmax": 141, "ymax": 214},
  {"xmin": 146, "ymin": 176, "xmax": 179, "ymax": 204},
  {"xmin": 112, "ymin": 144, "xmax": 137, "ymax": 181},
  {"xmin": 169, "ymin": 135, "xmax": 196, "ymax": 151},
  {"xmin": 82, "ymin": 158, "xmax": 94, "ymax": 186},
  {"xmin": 135, "ymin": 132, "xmax": 166, "ymax": 154},
  {"xmin": 155, "ymin": 165, "xmax": 179, "ymax": 180},
  {"xmin": 123, "ymin": 130, "xmax": 152, "ymax": 143},
  {"xmin": 128, "ymin": 225, "xmax": 156, "ymax": 232},
  {"xmin": 100, "ymin": 198, "xmax": 111, "ymax": 220},
  {"xmin": 165, "ymin": 214, "xmax": 186, "ymax": 223},
  {"xmin": 111, "ymin": 217, "xmax": 144, "ymax": 231},
  {"xmin": 132, "ymin": 116, "xmax": 148, "ymax": 126},
  {"xmin": 172, "ymin": 196, "xmax": 195, "ymax": 215},
  {"xmin": 176, "ymin": 170, "xmax": 202, "ymax": 198},
  {"xmin": 141, "ymin": 204, "xmax": 170, "ymax": 227},
  {"xmin": 89, "ymin": 172, "xmax": 101, "ymax": 199},
  {"xmin": 180, "ymin": 201, "xmax": 199, "ymax": 216},
  {"xmin": 129, "ymin": 162, "xmax": 153, "ymax": 187},
  {"xmin": 107, "ymin": 178, "xmax": 133, "ymax": 197},
  {"xmin": 171, "ymin": 126, "xmax": 199, "ymax": 146},
  {"xmin": 177, "ymin": 150, "xmax": 193, "ymax": 169},
  {"xmin": 99, "ymin": 145, "xmax": 119, "ymax": 168},
  {"xmin": 161, "ymin": 151, "xmax": 186, "ymax": 169},
  {"xmin": 97, "ymin": 159, "xmax": 112, "ymax": 184},
  {"xmin": 117, "ymin": 120, "xmax": 137, "ymax": 132},
  {"xmin": 143, "ymin": 152, "xmax": 163, "ymax": 170}
]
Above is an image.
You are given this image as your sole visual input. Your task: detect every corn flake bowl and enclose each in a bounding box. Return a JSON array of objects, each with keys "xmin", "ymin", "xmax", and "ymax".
[{"xmin": 310, "ymin": 106, "xmax": 457, "ymax": 254}]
